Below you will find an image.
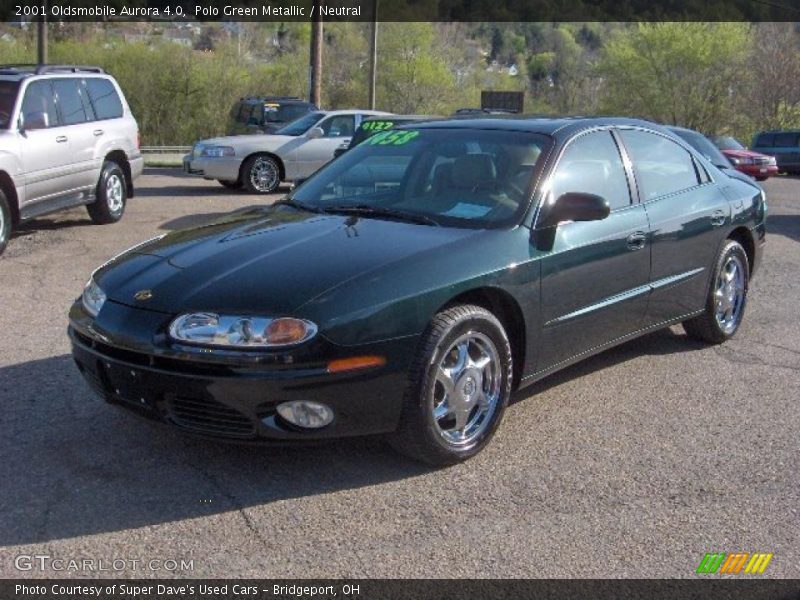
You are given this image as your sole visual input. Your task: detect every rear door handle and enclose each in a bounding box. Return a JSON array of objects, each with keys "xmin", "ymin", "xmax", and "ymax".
[
  {"xmin": 55, "ymin": 135, "xmax": 68, "ymax": 143},
  {"xmin": 93, "ymin": 129, "xmax": 104, "ymax": 136},
  {"xmin": 626, "ymin": 231, "xmax": 647, "ymax": 251},
  {"xmin": 710, "ymin": 210, "xmax": 726, "ymax": 227}
]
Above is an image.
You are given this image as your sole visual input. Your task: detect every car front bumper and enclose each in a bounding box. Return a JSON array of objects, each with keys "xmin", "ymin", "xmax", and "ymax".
[
  {"xmin": 736, "ymin": 164, "xmax": 778, "ymax": 178},
  {"xmin": 69, "ymin": 301, "xmax": 416, "ymax": 443},
  {"xmin": 182, "ymin": 154, "xmax": 243, "ymax": 181}
]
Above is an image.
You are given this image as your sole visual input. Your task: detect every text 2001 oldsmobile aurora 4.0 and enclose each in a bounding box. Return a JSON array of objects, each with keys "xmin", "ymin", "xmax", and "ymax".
[{"xmin": 70, "ymin": 117, "xmax": 766, "ymax": 465}]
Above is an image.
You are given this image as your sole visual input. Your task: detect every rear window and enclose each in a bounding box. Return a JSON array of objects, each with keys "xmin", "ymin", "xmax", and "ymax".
[{"xmin": 85, "ymin": 78, "xmax": 123, "ymax": 120}]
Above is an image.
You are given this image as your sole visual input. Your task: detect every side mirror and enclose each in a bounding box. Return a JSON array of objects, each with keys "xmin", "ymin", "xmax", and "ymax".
[
  {"xmin": 21, "ymin": 111, "xmax": 49, "ymax": 131},
  {"xmin": 306, "ymin": 127, "xmax": 324, "ymax": 139},
  {"xmin": 537, "ymin": 192, "xmax": 610, "ymax": 229}
]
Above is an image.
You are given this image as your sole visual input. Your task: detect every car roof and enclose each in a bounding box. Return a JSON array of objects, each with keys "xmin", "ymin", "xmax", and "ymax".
[
  {"xmin": 408, "ymin": 115, "xmax": 669, "ymax": 138},
  {"xmin": 754, "ymin": 129, "xmax": 800, "ymax": 134}
]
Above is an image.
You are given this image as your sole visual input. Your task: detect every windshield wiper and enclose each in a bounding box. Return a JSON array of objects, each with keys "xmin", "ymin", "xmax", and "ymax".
[
  {"xmin": 275, "ymin": 197, "xmax": 323, "ymax": 213},
  {"xmin": 322, "ymin": 204, "xmax": 440, "ymax": 226}
]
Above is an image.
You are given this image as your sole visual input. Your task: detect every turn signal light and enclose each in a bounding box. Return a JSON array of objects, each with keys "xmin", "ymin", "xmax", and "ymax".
[{"xmin": 327, "ymin": 355, "xmax": 386, "ymax": 373}]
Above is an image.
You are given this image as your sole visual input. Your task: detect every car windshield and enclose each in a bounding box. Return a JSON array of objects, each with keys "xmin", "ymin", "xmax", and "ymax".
[
  {"xmin": 670, "ymin": 129, "xmax": 731, "ymax": 168},
  {"xmin": 275, "ymin": 111, "xmax": 325, "ymax": 136},
  {"xmin": 0, "ymin": 80, "xmax": 20, "ymax": 128},
  {"xmin": 712, "ymin": 135, "xmax": 746, "ymax": 151},
  {"xmin": 289, "ymin": 128, "xmax": 551, "ymax": 229}
]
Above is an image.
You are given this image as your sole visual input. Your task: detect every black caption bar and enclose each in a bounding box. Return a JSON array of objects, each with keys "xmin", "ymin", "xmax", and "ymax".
[
  {"xmin": 3, "ymin": 0, "xmax": 800, "ymax": 22},
  {"xmin": 3, "ymin": 580, "xmax": 800, "ymax": 600}
]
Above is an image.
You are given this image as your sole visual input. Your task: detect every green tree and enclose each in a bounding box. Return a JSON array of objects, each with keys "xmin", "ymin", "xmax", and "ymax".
[{"xmin": 597, "ymin": 23, "xmax": 752, "ymax": 132}]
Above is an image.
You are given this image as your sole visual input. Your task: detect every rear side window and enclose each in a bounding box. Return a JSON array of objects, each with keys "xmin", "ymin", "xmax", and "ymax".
[
  {"xmin": 550, "ymin": 131, "xmax": 632, "ymax": 211},
  {"xmin": 754, "ymin": 134, "xmax": 774, "ymax": 148},
  {"xmin": 774, "ymin": 132, "xmax": 799, "ymax": 148},
  {"xmin": 620, "ymin": 130, "xmax": 700, "ymax": 201},
  {"xmin": 21, "ymin": 80, "xmax": 59, "ymax": 128},
  {"xmin": 53, "ymin": 78, "xmax": 89, "ymax": 125},
  {"xmin": 85, "ymin": 78, "xmax": 123, "ymax": 120}
]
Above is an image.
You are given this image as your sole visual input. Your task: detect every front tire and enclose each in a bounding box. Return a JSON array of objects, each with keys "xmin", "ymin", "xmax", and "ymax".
[
  {"xmin": 0, "ymin": 189, "xmax": 11, "ymax": 256},
  {"xmin": 389, "ymin": 304, "xmax": 513, "ymax": 466},
  {"xmin": 683, "ymin": 239, "xmax": 749, "ymax": 344},
  {"xmin": 242, "ymin": 155, "xmax": 281, "ymax": 194},
  {"xmin": 87, "ymin": 161, "xmax": 126, "ymax": 224}
]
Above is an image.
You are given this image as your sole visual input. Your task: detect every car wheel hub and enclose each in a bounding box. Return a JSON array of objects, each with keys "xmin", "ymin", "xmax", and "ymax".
[
  {"xmin": 431, "ymin": 332, "xmax": 501, "ymax": 446},
  {"xmin": 251, "ymin": 158, "xmax": 278, "ymax": 192},
  {"xmin": 714, "ymin": 254, "xmax": 745, "ymax": 334},
  {"xmin": 107, "ymin": 174, "xmax": 123, "ymax": 212}
]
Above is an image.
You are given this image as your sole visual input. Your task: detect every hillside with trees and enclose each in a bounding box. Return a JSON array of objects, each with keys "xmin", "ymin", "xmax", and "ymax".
[{"xmin": 1, "ymin": 21, "xmax": 798, "ymax": 145}]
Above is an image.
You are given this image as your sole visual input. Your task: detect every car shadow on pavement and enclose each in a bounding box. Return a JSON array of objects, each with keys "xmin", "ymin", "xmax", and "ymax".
[
  {"xmin": 766, "ymin": 214, "xmax": 800, "ymax": 243},
  {"xmin": 0, "ymin": 354, "xmax": 431, "ymax": 546},
  {"xmin": 12, "ymin": 217, "xmax": 94, "ymax": 238},
  {"xmin": 135, "ymin": 168, "xmax": 292, "ymax": 198}
]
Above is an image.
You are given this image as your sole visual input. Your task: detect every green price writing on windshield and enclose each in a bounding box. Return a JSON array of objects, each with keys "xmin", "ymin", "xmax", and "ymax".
[
  {"xmin": 366, "ymin": 130, "xmax": 420, "ymax": 146},
  {"xmin": 361, "ymin": 120, "xmax": 395, "ymax": 132}
]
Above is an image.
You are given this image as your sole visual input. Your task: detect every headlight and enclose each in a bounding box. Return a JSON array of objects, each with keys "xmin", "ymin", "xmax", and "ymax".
[
  {"xmin": 82, "ymin": 278, "xmax": 106, "ymax": 317},
  {"xmin": 200, "ymin": 146, "xmax": 235, "ymax": 158},
  {"xmin": 729, "ymin": 157, "xmax": 741, "ymax": 165},
  {"xmin": 168, "ymin": 313, "xmax": 317, "ymax": 348}
]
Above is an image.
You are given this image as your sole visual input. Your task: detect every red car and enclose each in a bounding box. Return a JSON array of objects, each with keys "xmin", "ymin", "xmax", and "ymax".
[{"xmin": 711, "ymin": 135, "xmax": 778, "ymax": 181}]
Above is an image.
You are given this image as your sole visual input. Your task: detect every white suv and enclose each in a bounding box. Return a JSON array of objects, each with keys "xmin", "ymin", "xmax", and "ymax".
[{"xmin": 0, "ymin": 65, "xmax": 143, "ymax": 256}]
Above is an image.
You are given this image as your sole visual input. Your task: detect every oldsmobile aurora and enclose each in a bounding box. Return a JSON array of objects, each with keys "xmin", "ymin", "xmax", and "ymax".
[{"xmin": 70, "ymin": 117, "xmax": 766, "ymax": 465}]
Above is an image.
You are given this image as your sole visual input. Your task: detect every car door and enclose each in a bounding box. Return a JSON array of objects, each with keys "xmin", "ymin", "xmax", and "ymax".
[
  {"xmin": 52, "ymin": 77, "xmax": 97, "ymax": 193},
  {"xmin": 617, "ymin": 128, "xmax": 730, "ymax": 325},
  {"xmin": 17, "ymin": 79, "xmax": 72, "ymax": 207},
  {"xmin": 537, "ymin": 129, "xmax": 651, "ymax": 370},
  {"xmin": 292, "ymin": 113, "xmax": 357, "ymax": 178}
]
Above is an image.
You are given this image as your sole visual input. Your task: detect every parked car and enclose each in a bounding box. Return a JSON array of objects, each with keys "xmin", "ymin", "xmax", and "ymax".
[
  {"xmin": 751, "ymin": 129, "xmax": 800, "ymax": 174},
  {"xmin": 228, "ymin": 96, "xmax": 318, "ymax": 135},
  {"xmin": 667, "ymin": 126, "xmax": 758, "ymax": 185},
  {"xmin": 333, "ymin": 114, "xmax": 437, "ymax": 158},
  {"xmin": 0, "ymin": 64, "xmax": 143, "ymax": 256},
  {"xmin": 710, "ymin": 135, "xmax": 777, "ymax": 181},
  {"xmin": 72, "ymin": 116, "xmax": 766, "ymax": 465},
  {"xmin": 184, "ymin": 109, "xmax": 390, "ymax": 193}
]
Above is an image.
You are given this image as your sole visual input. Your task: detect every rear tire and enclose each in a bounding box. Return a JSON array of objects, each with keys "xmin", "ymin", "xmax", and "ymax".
[
  {"xmin": 242, "ymin": 155, "xmax": 281, "ymax": 194},
  {"xmin": 683, "ymin": 239, "xmax": 749, "ymax": 344},
  {"xmin": 87, "ymin": 161, "xmax": 126, "ymax": 224},
  {"xmin": 0, "ymin": 189, "xmax": 11, "ymax": 256},
  {"xmin": 389, "ymin": 304, "xmax": 513, "ymax": 466}
]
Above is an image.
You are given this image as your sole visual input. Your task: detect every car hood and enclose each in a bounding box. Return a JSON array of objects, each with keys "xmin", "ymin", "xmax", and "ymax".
[
  {"xmin": 722, "ymin": 148, "xmax": 770, "ymax": 159},
  {"xmin": 95, "ymin": 206, "xmax": 478, "ymax": 316}
]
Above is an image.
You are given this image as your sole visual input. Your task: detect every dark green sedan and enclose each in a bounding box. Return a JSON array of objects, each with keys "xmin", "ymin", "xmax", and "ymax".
[{"xmin": 69, "ymin": 117, "xmax": 766, "ymax": 465}]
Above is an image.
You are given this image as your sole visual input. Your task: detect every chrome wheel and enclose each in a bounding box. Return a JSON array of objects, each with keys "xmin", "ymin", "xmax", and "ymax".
[
  {"xmin": 431, "ymin": 332, "xmax": 502, "ymax": 446},
  {"xmin": 249, "ymin": 157, "xmax": 279, "ymax": 193},
  {"xmin": 714, "ymin": 254, "xmax": 746, "ymax": 334},
  {"xmin": 0, "ymin": 203, "xmax": 5, "ymax": 242},
  {"xmin": 106, "ymin": 174, "xmax": 124, "ymax": 213}
]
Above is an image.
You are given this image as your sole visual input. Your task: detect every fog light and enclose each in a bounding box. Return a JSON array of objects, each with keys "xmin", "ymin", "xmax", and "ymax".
[{"xmin": 276, "ymin": 401, "xmax": 333, "ymax": 429}]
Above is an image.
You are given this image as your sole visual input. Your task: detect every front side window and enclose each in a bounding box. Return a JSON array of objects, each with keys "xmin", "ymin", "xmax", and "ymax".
[
  {"xmin": 21, "ymin": 80, "xmax": 59, "ymax": 129},
  {"xmin": 320, "ymin": 115, "xmax": 355, "ymax": 138},
  {"xmin": 549, "ymin": 131, "xmax": 631, "ymax": 211},
  {"xmin": 0, "ymin": 80, "xmax": 20, "ymax": 128},
  {"xmin": 774, "ymin": 132, "xmax": 800, "ymax": 148},
  {"xmin": 53, "ymin": 78, "xmax": 89, "ymax": 125},
  {"xmin": 85, "ymin": 78, "xmax": 123, "ymax": 120},
  {"xmin": 620, "ymin": 129, "xmax": 700, "ymax": 201},
  {"xmin": 291, "ymin": 128, "xmax": 551, "ymax": 228}
]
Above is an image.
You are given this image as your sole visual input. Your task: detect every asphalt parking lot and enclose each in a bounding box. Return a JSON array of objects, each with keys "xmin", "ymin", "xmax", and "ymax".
[{"xmin": 1, "ymin": 169, "xmax": 798, "ymax": 578}]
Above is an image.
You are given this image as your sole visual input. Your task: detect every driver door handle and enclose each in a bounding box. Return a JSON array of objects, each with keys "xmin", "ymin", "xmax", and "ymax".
[
  {"xmin": 626, "ymin": 231, "xmax": 647, "ymax": 251},
  {"xmin": 55, "ymin": 135, "xmax": 68, "ymax": 143},
  {"xmin": 93, "ymin": 129, "xmax": 104, "ymax": 136}
]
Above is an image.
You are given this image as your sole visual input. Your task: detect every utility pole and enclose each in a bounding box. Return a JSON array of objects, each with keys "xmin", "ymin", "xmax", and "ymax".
[
  {"xmin": 37, "ymin": 8, "xmax": 48, "ymax": 65},
  {"xmin": 368, "ymin": 0, "xmax": 378, "ymax": 109},
  {"xmin": 309, "ymin": 0, "xmax": 323, "ymax": 106}
]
